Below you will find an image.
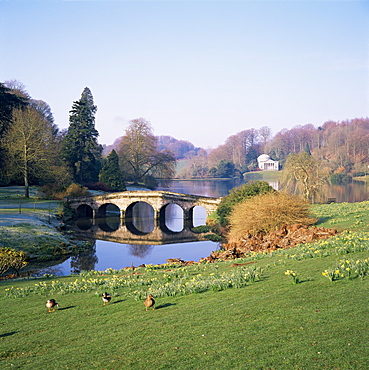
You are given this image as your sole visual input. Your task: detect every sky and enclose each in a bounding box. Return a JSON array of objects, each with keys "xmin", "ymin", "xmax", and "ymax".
[{"xmin": 0, "ymin": 0, "xmax": 368, "ymax": 149}]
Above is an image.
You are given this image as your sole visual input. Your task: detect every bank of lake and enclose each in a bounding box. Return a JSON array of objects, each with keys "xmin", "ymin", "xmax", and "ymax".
[{"xmin": 2, "ymin": 173, "xmax": 369, "ymax": 276}]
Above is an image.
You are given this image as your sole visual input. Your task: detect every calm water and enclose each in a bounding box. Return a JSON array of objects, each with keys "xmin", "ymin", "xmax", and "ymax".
[
  {"xmin": 36, "ymin": 178, "xmax": 369, "ymax": 276},
  {"xmin": 161, "ymin": 178, "xmax": 369, "ymax": 203},
  {"xmin": 41, "ymin": 198, "xmax": 219, "ymax": 276}
]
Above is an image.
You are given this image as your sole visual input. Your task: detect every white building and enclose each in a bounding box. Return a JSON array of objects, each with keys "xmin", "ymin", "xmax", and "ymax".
[{"xmin": 257, "ymin": 154, "xmax": 279, "ymax": 171}]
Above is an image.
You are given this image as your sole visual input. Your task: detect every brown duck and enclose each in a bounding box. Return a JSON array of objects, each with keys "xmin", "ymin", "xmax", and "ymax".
[
  {"xmin": 46, "ymin": 299, "xmax": 59, "ymax": 313},
  {"xmin": 144, "ymin": 294, "xmax": 155, "ymax": 311}
]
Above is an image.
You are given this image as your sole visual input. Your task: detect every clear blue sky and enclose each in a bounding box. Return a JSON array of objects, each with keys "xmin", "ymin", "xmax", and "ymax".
[{"xmin": 1, "ymin": 0, "xmax": 368, "ymax": 149}]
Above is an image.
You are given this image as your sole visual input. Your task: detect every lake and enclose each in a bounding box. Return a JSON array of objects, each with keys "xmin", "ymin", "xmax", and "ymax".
[
  {"xmin": 37, "ymin": 178, "xmax": 369, "ymax": 276},
  {"xmin": 161, "ymin": 178, "xmax": 369, "ymax": 203}
]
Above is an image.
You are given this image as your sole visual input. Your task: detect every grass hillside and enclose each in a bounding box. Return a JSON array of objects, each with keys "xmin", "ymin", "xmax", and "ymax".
[
  {"xmin": 1, "ymin": 199, "xmax": 369, "ymax": 368},
  {"xmin": 0, "ymin": 187, "xmax": 81, "ymax": 269},
  {"xmin": 243, "ymin": 170, "xmax": 281, "ymax": 182},
  {"xmin": 312, "ymin": 200, "xmax": 369, "ymax": 232}
]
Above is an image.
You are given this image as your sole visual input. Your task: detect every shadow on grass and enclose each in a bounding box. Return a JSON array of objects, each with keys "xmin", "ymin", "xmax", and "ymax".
[
  {"xmin": 254, "ymin": 276, "xmax": 269, "ymax": 283},
  {"xmin": 315, "ymin": 217, "xmax": 334, "ymax": 225},
  {"xmin": 111, "ymin": 299, "xmax": 125, "ymax": 304},
  {"xmin": 155, "ymin": 303, "xmax": 176, "ymax": 310},
  {"xmin": 0, "ymin": 331, "xmax": 18, "ymax": 338},
  {"xmin": 58, "ymin": 306, "xmax": 76, "ymax": 311},
  {"xmin": 298, "ymin": 278, "xmax": 314, "ymax": 284}
]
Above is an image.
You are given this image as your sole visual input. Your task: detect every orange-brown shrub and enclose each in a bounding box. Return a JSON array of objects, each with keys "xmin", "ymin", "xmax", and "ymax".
[
  {"xmin": 63, "ymin": 183, "xmax": 90, "ymax": 198},
  {"xmin": 228, "ymin": 192, "xmax": 317, "ymax": 239}
]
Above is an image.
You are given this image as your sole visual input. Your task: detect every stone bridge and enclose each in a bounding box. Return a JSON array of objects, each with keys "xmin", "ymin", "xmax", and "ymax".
[{"xmin": 66, "ymin": 191, "xmax": 222, "ymax": 229}]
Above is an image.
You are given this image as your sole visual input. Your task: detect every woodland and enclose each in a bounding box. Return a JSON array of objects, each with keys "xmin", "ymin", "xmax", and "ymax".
[{"xmin": 1, "ymin": 80, "xmax": 368, "ymax": 199}]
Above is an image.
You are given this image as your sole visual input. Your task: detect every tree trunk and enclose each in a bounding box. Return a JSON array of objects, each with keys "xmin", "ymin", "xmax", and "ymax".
[
  {"xmin": 23, "ymin": 144, "xmax": 29, "ymax": 198},
  {"xmin": 24, "ymin": 169, "xmax": 29, "ymax": 198}
]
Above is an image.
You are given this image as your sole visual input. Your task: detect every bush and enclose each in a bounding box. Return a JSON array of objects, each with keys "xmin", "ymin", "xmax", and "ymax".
[
  {"xmin": 353, "ymin": 172, "xmax": 366, "ymax": 177},
  {"xmin": 204, "ymin": 234, "xmax": 224, "ymax": 242},
  {"xmin": 37, "ymin": 183, "xmax": 57, "ymax": 199},
  {"xmin": 84, "ymin": 182, "xmax": 112, "ymax": 192},
  {"xmin": 228, "ymin": 192, "xmax": 317, "ymax": 239},
  {"xmin": 191, "ymin": 225, "xmax": 211, "ymax": 233},
  {"xmin": 37, "ymin": 183, "xmax": 69, "ymax": 200},
  {"xmin": 64, "ymin": 184, "xmax": 91, "ymax": 198},
  {"xmin": 0, "ymin": 247, "xmax": 28, "ymax": 276},
  {"xmin": 217, "ymin": 181, "xmax": 275, "ymax": 227},
  {"xmin": 41, "ymin": 183, "xmax": 90, "ymax": 200},
  {"xmin": 330, "ymin": 173, "xmax": 352, "ymax": 184},
  {"xmin": 58, "ymin": 202, "xmax": 77, "ymax": 223}
]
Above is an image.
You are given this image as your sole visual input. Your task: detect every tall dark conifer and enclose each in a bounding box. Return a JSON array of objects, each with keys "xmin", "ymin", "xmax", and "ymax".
[
  {"xmin": 99, "ymin": 150, "xmax": 126, "ymax": 191},
  {"xmin": 61, "ymin": 87, "xmax": 102, "ymax": 184},
  {"xmin": 0, "ymin": 82, "xmax": 27, "ymax": 137}
]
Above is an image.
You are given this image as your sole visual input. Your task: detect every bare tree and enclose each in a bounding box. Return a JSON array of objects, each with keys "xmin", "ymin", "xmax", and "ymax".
[
  {"xmin": 118, "ymin": 118, "xmax": 176, "ymax": 188},
  {"xmin": 4, "ymin": 107, "xmax": 57, "ymax": 197},
  {"xmin": 281, "ymin": 152, "xmax": 330, "ymax": 203},
  {"xmin": 258, "ymin": 126, "xmax": 272, "ymax": 148}
]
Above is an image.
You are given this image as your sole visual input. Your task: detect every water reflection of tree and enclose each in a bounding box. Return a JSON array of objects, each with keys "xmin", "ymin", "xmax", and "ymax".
[
  {"xmin": 128, "ymin": 244, "xmax": 154, "ymax": 258},
  {"xmin": 70, "ymin": 240, "xmax": 98, "ymax": 273},
  {"xmin": 24, "ymin": 266, "xmax": 64, "ymax": 278}
]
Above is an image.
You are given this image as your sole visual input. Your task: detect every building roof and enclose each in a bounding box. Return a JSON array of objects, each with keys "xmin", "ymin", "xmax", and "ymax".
[{"xmin": 257, "ymin": 154, "xmax": 271, "ymax": 162}]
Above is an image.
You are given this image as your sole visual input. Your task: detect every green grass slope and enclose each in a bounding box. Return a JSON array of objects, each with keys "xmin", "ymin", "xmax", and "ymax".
[
  {"xmin": 1, "ymin": 188, "xmax": 369, "ymax": 369},
  {"xmin": 313, "ymin": 200, "xmax": 369, "ymax": 232},
  {"xmin": 1, "ymin": 233, "xmax": 369, "ymax": 369},
  {"xmin": 0, "ymin": 186, "xmax": 75, "ymax": 265}
]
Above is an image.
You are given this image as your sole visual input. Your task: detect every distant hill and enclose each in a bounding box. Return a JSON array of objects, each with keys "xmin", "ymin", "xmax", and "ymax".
[
  {"xmin": 102, "ymin": 137, "xmax": 122, "ymax": 156},
  {"xmin": 103, "ymin": 135, "xmax": 201, "ymax": 160}
]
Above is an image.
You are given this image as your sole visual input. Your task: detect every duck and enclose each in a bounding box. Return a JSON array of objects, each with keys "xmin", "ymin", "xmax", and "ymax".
[
  {"xmin": 144, "ymin": 294, "xmax": 155, "ymax": 311},
  {"xmin": 102, "ymin": 292, "xmax": 112, "ymax": 306},
  {"xmin": 46, "ymin": 299, "xmax": 59, "ymax": 313}
]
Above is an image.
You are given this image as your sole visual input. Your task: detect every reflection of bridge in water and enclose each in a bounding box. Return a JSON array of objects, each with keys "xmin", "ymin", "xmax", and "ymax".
[
  {"xmin": 67, "ymin": 191, "xmax": 222, "ymax": 245},
  {"xmin": 72, "ymin": 217, "xmax": 208, "ymax": 245}
]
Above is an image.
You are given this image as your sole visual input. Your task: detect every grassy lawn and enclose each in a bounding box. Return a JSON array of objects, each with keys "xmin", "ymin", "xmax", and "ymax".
[
  {"xmin": 1, "ymin": 186, "xmax": 369, "ymax": 369},
  {"xmin": 0, "ymin": 186, "xmax": 73, "ymax": 262},
  {"xmin": 0, "ymin": 186, "xmax": 62, "ymax": 217},
  {"xmin": 1, "ymin": 233, "xmax": 369, "ymax": 369},
  {"xmin": 313, "ymin": 201, "xmax": 369, "ymax": 232},
  {"xmin": 244, "ymin": 170, "xmax": 281, "ymax": 182}
]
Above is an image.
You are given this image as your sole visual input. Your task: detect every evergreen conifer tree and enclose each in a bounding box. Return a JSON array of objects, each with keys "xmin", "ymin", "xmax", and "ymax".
[
  {"xmin": 0, "ymin": 82, "xmax": 27, "ymax": 137},
  {"xmin": 304, "ymin": 142, "xmax": 312, "ymax": 155},
  {"xmin": 99, "ymin": 150, "xmax": 126, "ymax": 191},
  {"xmin": 61, "ymin": 87, "xmax": 102, "ymax": 184}
]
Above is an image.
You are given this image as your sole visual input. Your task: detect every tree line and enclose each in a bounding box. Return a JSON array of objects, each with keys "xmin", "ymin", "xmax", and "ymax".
[
  {"xmin": 0, "ymin": 81, "xmax": 176, "ymax": 197},
  {"xmin": 178, "ymin": 119, "xmax": 369, "ymax": 181},
  {"xmin": 178, "ymin": 127, "xmax": 272, "ymax": 178},
  {"xmin": 1, "ymin": 79, "xmax": 368, "ymax": 201}
]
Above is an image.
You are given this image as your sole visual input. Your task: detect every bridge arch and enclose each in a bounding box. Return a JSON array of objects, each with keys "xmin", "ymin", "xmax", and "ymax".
[
  {"xmin": 76, "ymin": 204, "xmax": 94, "ymax": 218},
  {"xmin": 125, "ymin": 201, "xmax": 155, "ymax": 235},
  {"xmin": 191, "ymin": 205, "xmax": 207, "ymax": 227},
  {"xmin": 159, "ymin": 203, "xmax": 184, "ymax": 233},
  {"xmin": 96, "ymin": 203, "xmax": 120, "ymax": 218}
]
